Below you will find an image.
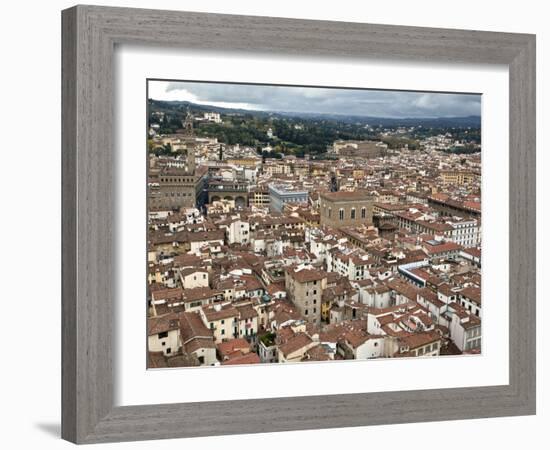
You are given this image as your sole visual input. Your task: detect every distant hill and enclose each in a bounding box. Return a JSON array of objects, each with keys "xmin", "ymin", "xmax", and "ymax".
[{"xmin": 148, "ymin": 99, "xmax": 481, "ymax": 129}]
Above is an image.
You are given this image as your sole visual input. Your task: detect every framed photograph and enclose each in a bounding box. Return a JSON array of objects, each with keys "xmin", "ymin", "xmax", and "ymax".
[{"xmin": 62, "ymin": 5, "xmax": 536, "ymax": 444}]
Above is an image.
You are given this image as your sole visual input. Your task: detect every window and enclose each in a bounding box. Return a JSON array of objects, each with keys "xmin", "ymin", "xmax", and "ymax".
[
  {"xmin": 158, "ymin": 331, "xmax": 168, "ymax": 339},
  {"xmin": 351, "ymin": 208, "xmax": 356, "ymax": 219},
  {"xmin": 166, "ymin": 348, "xmax": 171, "ymax": 354},
  {"xmin": 305, "ymin": 309, "xmax": 308, "ymax": 315},
  {"xmin": 221, "ymin": 329, "xmax": 225, "ymax": 335},
  {"xmin": 328, "ymin": 207, "xmax": 332, "ymax": 218},
  {"xmin": 361, "ymin": 207, "xmax": 366, "ymax": 219},
  {"xmin": 339, "ymin": 209, "xmax": 344, "ymax": 220}
]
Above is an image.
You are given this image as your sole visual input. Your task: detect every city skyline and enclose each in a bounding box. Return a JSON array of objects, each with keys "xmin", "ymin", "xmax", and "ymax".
[{"xmin": 146, "ymin": 80, "xmax": 482, "ymax": 369}]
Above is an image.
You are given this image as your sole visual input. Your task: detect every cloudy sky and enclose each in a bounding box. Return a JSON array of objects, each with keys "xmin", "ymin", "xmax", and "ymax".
[{"xmin": 148, "ymin": 80, "xmax": 481, "ymax": 119}]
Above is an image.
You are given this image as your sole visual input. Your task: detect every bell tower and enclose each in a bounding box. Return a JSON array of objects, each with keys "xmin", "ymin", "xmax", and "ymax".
[
  {"xmin": 182, "ymin": 109, "xmax": 194, "ymax": 136},
  {"xmin": 187, "ymin": 145, "xmax": 196, "ymax": 174}
]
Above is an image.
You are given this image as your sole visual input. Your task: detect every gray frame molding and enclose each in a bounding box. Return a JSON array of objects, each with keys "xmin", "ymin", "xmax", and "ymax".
[{"xmin": 62, "ymin": 5, "xmax": 536, "ymax": 444}]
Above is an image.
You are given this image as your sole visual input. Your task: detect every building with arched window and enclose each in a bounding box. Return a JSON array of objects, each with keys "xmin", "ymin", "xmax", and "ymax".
[{"xmin": 319, "ymin": 190, "xmax": 375, "ymax": 228}]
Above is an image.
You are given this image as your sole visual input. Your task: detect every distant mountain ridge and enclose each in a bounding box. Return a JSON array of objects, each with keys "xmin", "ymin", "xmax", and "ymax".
[{"xmin": 148, "ymin": 99, "xmax": 481, "ymax": 128}]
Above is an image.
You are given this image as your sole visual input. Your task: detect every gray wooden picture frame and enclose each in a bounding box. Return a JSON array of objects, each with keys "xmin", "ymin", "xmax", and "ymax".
[{"xmin": 61, "ymin": 4, "xmax": 536, "ymax": 444}]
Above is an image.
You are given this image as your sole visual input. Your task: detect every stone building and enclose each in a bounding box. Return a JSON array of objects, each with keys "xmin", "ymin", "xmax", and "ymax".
[
  {"xmin": 285, "ymin": 265, "xmax": 328, "ymax": 325},
  {"xmin": 148, "ymin": 112, "xmax": 208, "ymax": 209},
  {"xmin": 319, "ymin": 190, "xmax": 375, "ymax": 229},
  {"xmin": 439, "ymin": 169, "xmax": 477, "ymax": 186},
  {"xmin": 149, "ymin": 165, "xmax": 208, "ymax": 209},
  {"xmin": 332, "ymin": 140, "xmax": 387, "ymax": 158}
]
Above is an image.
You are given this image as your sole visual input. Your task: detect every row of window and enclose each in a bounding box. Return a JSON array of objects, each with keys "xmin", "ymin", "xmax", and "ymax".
[
  {"xmin": 453, "ymin": 228, "xmax": 476, "ymax": 234},
  {"xmin": 161, "ymin": 177, "xmax": 194, "ymax": 183},
  {"xmin": 217, "ymin": 327, "xmax": 256, "ymax": 337},
  {"xmin": 467, "ymin": 326, "xmax": 481, "ymax": 338},
  {"xmin": 416, "ymin": 341, "xmax": 439, "ymax": 356},
  {"xmin": 164, "ymin": 192, "xmax": 194, "ymax": 197},
  {"xmin": 327, "ymin": 207, "xmax": 367, "ymax": 220}
]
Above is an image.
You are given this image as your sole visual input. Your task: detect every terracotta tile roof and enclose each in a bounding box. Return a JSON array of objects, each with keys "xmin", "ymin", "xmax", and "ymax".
[
  {"xmin": 217, "ymin": 338, "xmax": 251, "ymax": 358},
  {"xmin": 460, "ymin": 286, "xmax": 481, "ymax": 305},
  {"xmin": 202, "ymin": 303, "xmax": 239, "ymax": 322},
  {"xmin": 236, "ymin": 303, "xmax": 258, "ymax": 320},
  {"xmin": 286, "ymin": 267, "xmax": 327, "ymax": 283},
  {"xmin": 418, "ymin": 287, "xmax": 445, "ymax": 308},
  {"xmin": 184, "ymin": 337, "xmax": 216, "ymax": 353},
  {"xmin": 151, "ymin": 287, "xmax": 183, "ymax": 302},
  {"xmin": 279, "ymin": 332, "xmax": 314, "ymax": 357},
  {"xmin": 179, "ymin": 311, "xmax": 213, "ymax": 343},
  {"xmin": 148, "ymin": 351, "xmax": 167, "ymax": 368},
  {"xmin": 463, "ymin": 247, "xmax": 481, "ymax": 258},
  {"xmin": 398, "ymin": 330, "xmax": 441, "ymax": 350},
  {"xmin": 181, "ymin": 287, "xmax": 223, "ymax": 303},
  {"xmin": 303, "ymin": 345, "xmax": 332, "ymax": 362},
  {"xmin": 386, "ymin": 278, "xmax": 420, "ymax": 300},
  {"xmin": 320, "ymin": 190, "xmax": 374, "ymax": 202},
  {"xmin": 221, "ymin": 352, "xmax": 261, "ymax": 365},
  {"xmin": 423, "ymin": 241, "xmax": 462, "ymax": 254},
  {"xmin": 148, "ymin": 313, "xmax": 180, "ymax": 336}
]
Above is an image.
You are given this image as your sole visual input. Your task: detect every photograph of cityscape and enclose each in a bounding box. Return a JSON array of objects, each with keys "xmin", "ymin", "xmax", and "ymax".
[{"xmin": 146, "ymin": 80, "xmax": 482, "ymax": 368}]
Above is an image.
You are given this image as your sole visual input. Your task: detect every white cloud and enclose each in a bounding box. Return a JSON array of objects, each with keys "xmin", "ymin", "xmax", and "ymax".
[{"xmin": 148, "ymin": 82, "xmax": 258, "ymax": 110}]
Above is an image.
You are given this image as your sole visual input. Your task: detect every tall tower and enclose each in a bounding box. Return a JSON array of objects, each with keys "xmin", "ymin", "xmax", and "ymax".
[
  {"xmin": 330, "ymin": 171, "xmax": 338, "ymax": 192},
  {"xmin": 187, "ymin": 145, "xmax": 196, "ymax": 175},
  {"xmin": 182, "ymin": 109, "xmax": 194, "ymax": 136},
  {"xmin": 182, "ymin": 109, "xmax": 195, "ymax": 174}
]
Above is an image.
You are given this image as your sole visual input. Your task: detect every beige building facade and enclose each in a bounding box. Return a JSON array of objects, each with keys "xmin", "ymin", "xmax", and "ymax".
[
  {"xmin": 319, "ymin": 190, "xmax": 375, "ymax": 228},
  {"xmin": 285, "ymin": 266, "xmax": 328, "ymax": 325}
]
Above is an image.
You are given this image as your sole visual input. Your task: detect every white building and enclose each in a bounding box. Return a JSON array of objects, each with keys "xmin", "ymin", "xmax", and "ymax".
[
  {"xmin": 446, "ymin": 218, "xmax": 481, "ymax": 248},
  {"xmin": 342, "ymin": 334, "xmax": 386, "ymax": 359},
  {"xmin": 359, "ymin": 285, "xmax": 392, "ymax": 308},
  {"xmin": 200, "ymin": 303, "xmax": 240, "ymax": 344},
  {"xmin": 327, "ymin": 247, "xmax": 374, "ymax": 281},
  {"xmin": 227, "ymin": 219, "xmax": 250, "ymax": 245},
  {"xmin": 448, "ymin": 306, "xmax": 482, "ymax": 352},
  {"xmin": 203, "ymin": 112, "xmax": 222, "ymax": 123},
  {"xmin": 179, "ymin": 268, "xmax": 209, "ymax": 290},
  {"xmin": 147, "ymin": 313, "xmax": 181, "ymax": 356}
]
